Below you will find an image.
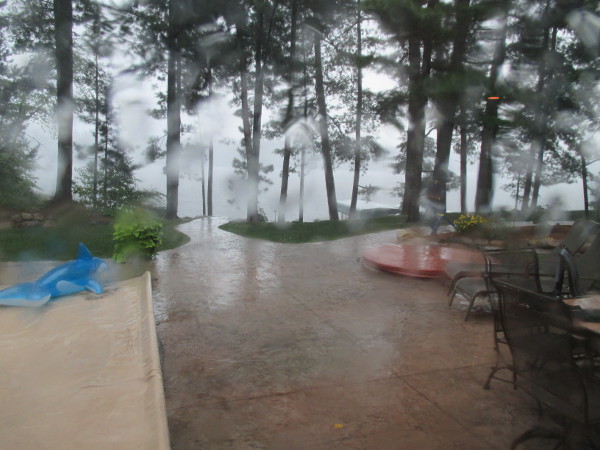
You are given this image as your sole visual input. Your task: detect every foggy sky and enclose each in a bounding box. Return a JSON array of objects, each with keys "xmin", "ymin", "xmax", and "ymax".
[{"xmin": 29, "ymin": 67, "xmax": 596, "ymax": 221}]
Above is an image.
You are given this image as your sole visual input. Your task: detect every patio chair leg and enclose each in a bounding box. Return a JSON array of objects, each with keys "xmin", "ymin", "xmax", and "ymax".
[
  {"xmin": 483, "ymin": 345, "xmax": 516, "ymax": 390},
  {"xmin": 464, "ymin": 293, "xmax": 481, "ymax": 321},
  {"xmin": 483, "ymin": 365, "xmax": 517, "ymax": 390},
  {"xmin": 483, "ymin": 366, "xmax": 497, "ymax": 390},
  {"xmin": 447, "ymin": 276, "xmax": 463, "ymax": 296},
  {"xmin": 449, "ymin": 289, "xmax": 458, "ymax": 307},
  {"xmin": 510, "ymin": 426, "xmax": 562, "ymax": 449}
]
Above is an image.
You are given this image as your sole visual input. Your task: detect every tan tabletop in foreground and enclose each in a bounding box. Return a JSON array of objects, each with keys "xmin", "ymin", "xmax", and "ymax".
[
  {"xmin": 564, "ymin": 294, "xmax": 600, "ymax": 335},
  {"xmin": 0, "ymin": 272, "xmax": 170, "ymax": 449}
]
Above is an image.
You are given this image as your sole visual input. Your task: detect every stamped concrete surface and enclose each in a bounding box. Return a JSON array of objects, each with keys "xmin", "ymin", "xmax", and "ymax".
[
  {"xmin": 151, "ymin": 218, "xmax": 549, "ymax": 449},
  {"xmin": 0, "ymin": 218, "xmax": 548, "ymax": 449}
]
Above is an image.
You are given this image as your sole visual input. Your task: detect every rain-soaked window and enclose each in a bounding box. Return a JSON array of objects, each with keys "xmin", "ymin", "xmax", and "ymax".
[{"xmin": 3, "ymin": 2, "xmax": 600, "ymax": 448}]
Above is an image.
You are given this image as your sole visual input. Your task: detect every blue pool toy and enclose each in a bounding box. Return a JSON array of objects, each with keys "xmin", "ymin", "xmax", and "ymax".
[{"xmin": 0, "ymin": 243, "xmax": 109, "ymax": 307}]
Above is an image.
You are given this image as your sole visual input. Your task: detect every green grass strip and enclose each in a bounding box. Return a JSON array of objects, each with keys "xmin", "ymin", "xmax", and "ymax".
[
  {"xmin": 219, "ymin": 215, "xmax": 407, "ymax": 243},
  {"xmin": 0, "ymin": 220, "xmax": 189, "ymax": 261}
]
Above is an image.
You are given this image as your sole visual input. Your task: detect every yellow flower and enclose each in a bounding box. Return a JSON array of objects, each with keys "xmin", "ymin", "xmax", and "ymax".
[{"xmin": 455, "ymin": 214, "xmax": 486, "ymax": 233}]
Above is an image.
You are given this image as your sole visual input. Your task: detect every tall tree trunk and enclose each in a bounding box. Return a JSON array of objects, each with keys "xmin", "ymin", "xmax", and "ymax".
[
  {"xmin": 103, "ymin": 95, "xmax": 108, "ymax": 206},
  {"xmin": 401, "ymin": 0, "xmax": 436, "ymax": 223},
  {"xmin": 314, "ymin": 32, "xmax": 339, "ymax": 221},
  {"xmin": 581, "ymin": 153, "xmax": 589, "ymax": 219},
  {"xmin": 93, "ymin": 51, "xmax": 99, "ymax": 209},
  {"xmin": 299, "ymin": 145, "xmax": 305, "ymax": 223},
  {"xmin": 207, "ymin": 63, "xmax": 213, "ymax": 216},
  {"xmin": 208, "ymin": 138, "xmax": 213, "ymax": 215},
  {"xmin": 530, "ymin": 26, "xmax": 556, "ymax": 208},
  {"xmin": 402, "ymin": 35, "xmax": 426, "ymax": 222},
  {"xmin": 475, "ymin": 6, "xmax": 507, "ymax": 213},
  {"xmin": 459, "ymin": 121, "xmax": 468, "ymax": 213},
  {"xmin": 299, "ymin": 44, "xmax": 308, "ymax": 224},
  {"xmin": 530, "ymin": 142, "xmax": 544, "ymax": 208},
  {"xmin": 165, "ymin": 0, "xmax": 181, "ymax": 219},
  {"xmin": 521, "ymin": 25, "xmax": 551, "ymax": 212},
  {"xmin": 514, "ymin": 175, "xmax": 521, "ymax": 210},
  {"xmin": 247, "ymin": 12, "xmax": 265, "ymax": 223},
  {"xmin": 278, "ymin": 0, "xmax": 298, "ymax": 224},
  {"xmin": 520, "ymin": 151, "xmax": 534, "ymax": 211},
  {"xmin": 279, "ymin": 136, "xmax": 292, "ymax": 223},
  {"xmin": 350, "ymin": 0, "xmax": 363, "ymax": 219},
  {"xmin": 53, "ymin": 0, "xmax": 73, "ymax": 202},
  {"xmin": 200, "ymin": 148, "xmax": 206, "ymax": 215},
  {"xmin": 165, "ymin": 49, "xmax": 181, "ymax": 219},
  {"xmin": 240, "ymin": 70, "xmax": 253, "ymax": 177},
  {"xmin": 475, "ymin": 102, "xmax": 498, "ymax": 213},
  {"xmin": 429, "ymin": 0, "xmax": 470, "ymax": 210}
]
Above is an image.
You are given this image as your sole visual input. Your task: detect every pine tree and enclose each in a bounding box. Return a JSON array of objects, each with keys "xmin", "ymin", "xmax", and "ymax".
[
  {"xmin": 427, "ymin": 0, "xmax": 472, "ymax": 211},
  {"xmin": 73, "ymin": 91, "xmax": 159, "ymax": 214},
  {"xmin": 75, "ymin": 0, "xmax": 115, "ymax": 209},
  {"xmin": 0, "ymin": 56, "xmax": 44, "ymax": 209},
  {"xmin": 367, "ymin": 0, "xmax": 440, "ymax": 222},
  {"xmin": 277, "ymin": 0, "xmax": 299, "ymax": 224},
  {"xmin": 53, "ymin": 0, "xmax": 74, "ymax": 202},
  {"xmin": 319, "ymin": 0, "xmax": 386, "ymax": 219},
  {"xmin": 9, "ymin": 0, "xmax": 74, "ymax": 202},
  {"xmin": 124, "ymin": 0, "xmax": 227, "ymax": 218}
]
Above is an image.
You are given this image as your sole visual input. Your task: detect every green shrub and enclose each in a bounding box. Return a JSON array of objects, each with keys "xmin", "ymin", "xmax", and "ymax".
[{"xmin": 112, "ymin": 208, "xmax": 163, "ymax": 263}]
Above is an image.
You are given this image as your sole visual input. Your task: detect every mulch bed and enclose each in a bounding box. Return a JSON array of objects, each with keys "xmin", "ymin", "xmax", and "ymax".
[{"xmin": 429, "ymin": 223, "xmax": 571, "ymax": 251}]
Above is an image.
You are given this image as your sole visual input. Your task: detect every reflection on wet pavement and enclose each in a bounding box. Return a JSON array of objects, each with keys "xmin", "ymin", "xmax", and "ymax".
[{"xmin": 150, "ymin": 217, "xmax": 545, "ymax": 449}]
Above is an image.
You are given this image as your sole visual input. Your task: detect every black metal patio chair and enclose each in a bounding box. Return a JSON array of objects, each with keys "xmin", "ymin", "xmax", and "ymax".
[
  {"xmin": 561, "ymin": 232, "xmax": 600, "ymax": 297},
  {"xmin": 449, "ymin": 248, "xmax": 551, "ymax": 321},
  {"xmin": 494, "ymin": 280, "xmax": 600, "ymax": 449},
  {"xmin": 537, "ymin": 219, "xmax": 600, "ymax": 276},
  {"xmin": 450, "ymin": 231, "xmax": 600, "ymax": 321},
  {"xmin": 446, "ymin": 219, "xmax": 600, "ymax": 297},
  {"xmin": 476, "ymin": 249, "xmax": 546, "ymax": 390}
]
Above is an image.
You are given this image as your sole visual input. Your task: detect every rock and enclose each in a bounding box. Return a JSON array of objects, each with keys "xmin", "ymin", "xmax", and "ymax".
[
  {"xmin": 90, "ymin": 217, "xmax": 111, "ymax": 225},
  {"xmin": 33, "ymin": 212, "xmax": 44, "ymax": 221},
  {"xmin": 11, "ymin": 214, "xmax": 23, "ymax": 223},
  {"xmin": 19, "ymin": 220, "xmax": 41, "ymax": 228},
  {"xmin": 42, "ymin": 220, "xmax": 56, "ymax": 228},
  {"xmin": 396, "ymin": 228, "xmax": 422, "ymax": 242},
  {"xmin": 21, "ymin": 212, "xmax": 33, "ymax": 221},
  {"xmin": 529, "ymin": 237, "xmax": 559, "ymax": 249},
  {"xmin": 0, "ymin": 221, "xmax": 12, "ymax": 229}
]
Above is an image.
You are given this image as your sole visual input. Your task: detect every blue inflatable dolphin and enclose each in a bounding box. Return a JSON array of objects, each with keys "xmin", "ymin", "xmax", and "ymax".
[{"xmin": 0, "ymin": 243, "xmax": 109, "ymax": 307}]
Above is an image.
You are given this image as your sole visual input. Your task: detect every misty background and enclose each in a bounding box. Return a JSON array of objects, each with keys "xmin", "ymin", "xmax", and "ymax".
[
  {"xmin": 28, "ymin": 72, "xmax": 595, "ymax": 221},
  {"xmin": 3, "ymin": 0, "xmax": 600, "ymax": 223}
]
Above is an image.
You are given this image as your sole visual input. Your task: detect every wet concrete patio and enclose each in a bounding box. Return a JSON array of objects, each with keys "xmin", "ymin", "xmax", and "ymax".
[{"xmin": 151, "ymin": 218, "xmax": 548, "ymax": 449}]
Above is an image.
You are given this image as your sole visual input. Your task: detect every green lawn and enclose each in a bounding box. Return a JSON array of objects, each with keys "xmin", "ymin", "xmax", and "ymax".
[
  {"xmin": 0, "ymin": 220, "xmax": 190, "ymax": 261},
  {"xmin": 219, "ymin": 215, "xmax": 407, "ymax": 243}
]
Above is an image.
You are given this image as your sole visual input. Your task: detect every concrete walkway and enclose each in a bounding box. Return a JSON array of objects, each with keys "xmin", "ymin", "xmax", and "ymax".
[{"xmin": 152, "ymin": 218, "xmax": 547, "ymax": 449}]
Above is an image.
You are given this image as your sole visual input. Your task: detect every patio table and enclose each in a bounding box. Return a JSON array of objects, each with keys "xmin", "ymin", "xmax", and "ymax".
[
  {"xmin": 563, "ymin": 295, "xmax": 600, "ymax": 347},
  {"xmin": 496, "ymin": 284, "xmax": 600, "ymax": 352},
  {"xmin": 362, "ymin": 243, "xmax": 485, "ymax": 279}
]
